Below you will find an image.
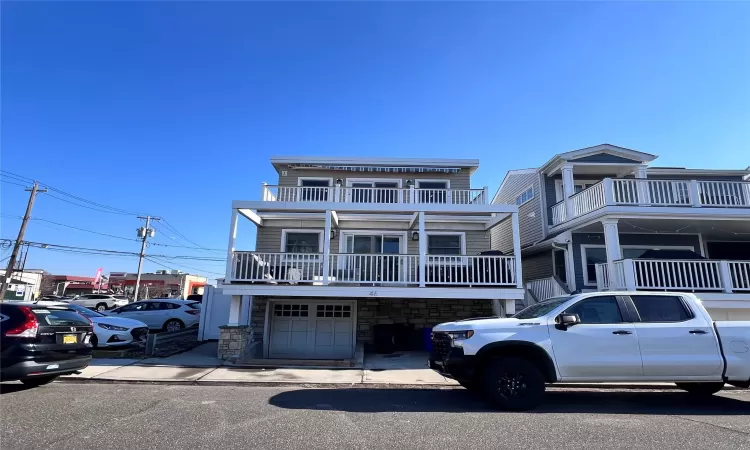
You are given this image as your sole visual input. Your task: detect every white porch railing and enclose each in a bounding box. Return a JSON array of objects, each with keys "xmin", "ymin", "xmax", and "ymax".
[
  {"xmin": 260, "ymin": 184, "xmax": 489, "ymax": 205},
  {"xmin": 525, "ymin": 276, "xmax": 569, "ymax": 303},
  {"xmin": 551, "ymin": 178, "xmax": 750, "ymax": 226},
  {"xmin": 595, "ymin": 259, "xmax": 750, "ymax": 293},
  {"xmin": 328, "ymin": 253, "xmax": 419, "ymax": 284},
  {"xmin": 230, "ymin": 251, "xmax": 517, "ymax": 287}
]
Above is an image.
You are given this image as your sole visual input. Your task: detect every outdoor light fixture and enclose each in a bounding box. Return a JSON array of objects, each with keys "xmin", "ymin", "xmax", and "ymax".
[
  {"xmin": 331, "ymin": 229, "xmax": 336, "ymax": 239},
  {"xmin": 406, "ymin": 180, "xmax": 413, "ymax": 187},
  {"xmin": 335, "ymin": 179, "xmax": 343, "ymax": 187},
  {"xmin": 412, "ymin": 231, "xmax": 419, "ymax": 241}
]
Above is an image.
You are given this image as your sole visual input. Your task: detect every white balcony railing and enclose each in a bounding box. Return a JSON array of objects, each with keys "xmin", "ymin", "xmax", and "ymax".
[
  {"xmin": 551, "ymin": 179, "xmax": 750, "ymax": 226},
  {"xmin": 230, "ymin": 251, "xmax": 517, "ymax": 287},
  {"xmin": 261, "ymin": 184, "xmax": 489, "ymax": 205},
  {"xmin": 525, "ymin": 276, "xmax": 569, "ymax": 303},
  {"xmin": 595, "ymin": 259, "xmax": 750, "ymax": 293}
]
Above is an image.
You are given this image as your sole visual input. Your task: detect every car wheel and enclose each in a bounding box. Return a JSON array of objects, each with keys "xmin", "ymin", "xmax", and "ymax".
[
  {"xmin": 676, "ymin": 382, "xmax": 724, "ymax": 396},
  {"xmin": 481, "ymin": 357, "xmax": 545, "ymax": 411},
  {"xmin": 164, "ymin": 319, "xmax": 184, "ymax": 332},
  {"xmin": 95, "ymin": 303, "xmax": 108, "ymax": 312},
  {"xmin": 21, "ymin": 375, "xmax": 59, "ymax": 387}
]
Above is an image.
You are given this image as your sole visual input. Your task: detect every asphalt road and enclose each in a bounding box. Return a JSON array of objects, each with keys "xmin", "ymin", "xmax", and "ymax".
[{"xmin": 1, "ymin": 382, "xmax": 749, "ymax": 450}]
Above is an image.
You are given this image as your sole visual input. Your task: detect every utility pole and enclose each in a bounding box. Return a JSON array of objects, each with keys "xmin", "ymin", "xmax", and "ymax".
[
  {"xmin": 133, "ymin": 215, "xmax": 159, "ymax": 301},
  {"xmin": 0, "ymin": 182, "xmax": 47, "ymax": 300}
]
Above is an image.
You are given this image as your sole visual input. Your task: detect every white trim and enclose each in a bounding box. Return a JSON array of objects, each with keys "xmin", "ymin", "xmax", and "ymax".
[
  {"xmin": 337, "ymin": 230, "xmax": 408, "ymax": 254},
  {"xmin": 240, "ymin": 209, "xmax": 263, "ymax": 227},
  {"xmin": 345, "ymin": 177, "xmax": 403, "ymax": 188},
  {"xmin": 580, "ymin": 244, "xmax": 606, "ymax": 287},
  {"xmin": 220, "ymin": 284, "xmax": 525, "ymax": 300},
  {"xmin": 514, "ymin": 185, "xmax": 535, "ymax": 206},
  {"xmin": 554, "ymin": 179, "xmax": 601, "ymax": 203},
  {"xmin": 698, "ymin": 233, "xmax": 707, "ymax": 257},
  {"xmin": 280, "ymin": 229, "xmax": 324, "ymax": 254},
  {"xmin": 297, "ymin": 177, "xmax": 334, "ymax": 187},
  {"xmin": 416, "ymin": 179, "xmax": 451, "ymax": 189},
  {"xmin": 271, "ymin": 156, "xmax": 480, "ymax": 170},
  {"xmin": 233, "ymin": 199, "xmax": 520, "ymax": 215},
  {"xmin": 646, "ymin": 168, "xmax": 749, "ymax": 177},
  {"xmin": 425, "ymin": 231, "xmax": 466, "ymax": 265}
]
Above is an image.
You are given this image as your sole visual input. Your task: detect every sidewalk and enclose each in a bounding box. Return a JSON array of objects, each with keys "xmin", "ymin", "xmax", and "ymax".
[{"xmin": 60, "ymin": 343, "xmax": 701, "ymax": 389}]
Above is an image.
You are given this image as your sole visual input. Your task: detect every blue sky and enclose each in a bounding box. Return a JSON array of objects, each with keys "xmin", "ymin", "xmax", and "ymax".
[{"xmin": 2, "ymin": 2, "xmax": 749, "ymax": 281}]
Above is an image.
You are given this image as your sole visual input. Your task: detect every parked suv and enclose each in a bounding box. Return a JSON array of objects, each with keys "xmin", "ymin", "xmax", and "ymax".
[
  {"xmin": 70, "ymin": 294, "xmax": 129, "ymax": 311},
  {"xmin": 0, "ymin": 302, "xmax": 93, "ymax": 386}
]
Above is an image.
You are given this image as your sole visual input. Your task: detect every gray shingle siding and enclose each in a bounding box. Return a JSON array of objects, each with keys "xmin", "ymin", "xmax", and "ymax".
[
  {"xmin": 569, "ymin": 154, "xmax": 642, "ymax": 164},
  {"xmin": 571, "ymin": 232, "xmax": 702, "ymax": 289},
  {"xmin": 544, "ymin": 175, "xmax": 560, "ymax": 226},
  {"xmin": 522, "ymin": 250, "xmax": 553, "ymax": 281},
  {"xmin": 491, "ymin": 171, "xmax": 543, "ymax": 252}
]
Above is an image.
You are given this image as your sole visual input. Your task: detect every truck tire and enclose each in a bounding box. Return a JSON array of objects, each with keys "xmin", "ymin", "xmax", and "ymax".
[
  {"xmin": 675, "ymin": 382, "xmax": 724, "ymax": 396},
  {"xmin": 481, "ymin": 357, "xmax": 545, "ymax": 411}
]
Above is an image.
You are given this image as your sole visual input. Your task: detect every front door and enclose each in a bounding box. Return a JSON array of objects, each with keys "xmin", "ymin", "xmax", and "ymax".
[
  {"xmin": 627, "ymin": 294, "xmax": 723, "ymax": 378},
  {"xmin": 550, "ymin": 295, "xmax": 643, "ymax": 379},
  {"xmin": 344, "ymin": 235, "xmax": 403, "ymax": 283}
]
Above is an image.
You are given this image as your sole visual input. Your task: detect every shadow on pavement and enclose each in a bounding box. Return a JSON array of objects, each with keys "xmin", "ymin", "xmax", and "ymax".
[
  {"xmin": 269, "ymin": 388, "xmax": 749, "ymax": 415},
  {"xmin": 0, "ymin": 382, "xmax": 38, "ymax": 395}
]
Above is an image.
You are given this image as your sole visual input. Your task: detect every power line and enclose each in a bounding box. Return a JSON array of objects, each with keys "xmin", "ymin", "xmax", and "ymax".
[
  {"xmin": 1, "ymin": 178, "xmax": 28, "ymax": 188},
  {"xmin": 146, "ymin": 256, "xmax": 226, "ymax": 276},
  {"xmin": 22, "ymin": 240, "xmax": 225, "ymax": 261},
  {"xmin": 160, "ymin": 219, "xmax": 212, "ymax": 250},
  {"xmin": 1, "ymin": 215, "xmax": 139, "ymax": 242}
]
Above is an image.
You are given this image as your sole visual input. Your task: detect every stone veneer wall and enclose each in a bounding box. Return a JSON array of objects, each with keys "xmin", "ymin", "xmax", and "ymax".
[
  {"xmin": 356, "ymin": 298, "xmax": 493, "ymax": 344},
  {"xmin": 250, "ymin": 297, "xmax": 268, "ymax": 342}
]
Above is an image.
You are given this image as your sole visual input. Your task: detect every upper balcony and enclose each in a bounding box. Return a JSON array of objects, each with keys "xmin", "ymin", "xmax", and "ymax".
[
  {"xmin": 551, "ymin": 178, "xmax": 750, "ymax": 227},
  {"xmin": 261, "ymin": 184, "xmax": 489, "ymax": 206}
]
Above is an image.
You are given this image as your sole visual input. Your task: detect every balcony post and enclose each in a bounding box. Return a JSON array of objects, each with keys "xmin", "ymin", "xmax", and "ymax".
[
  {"xmin": 418, "ymin": 212, "xmax": 426, "ymax": 287},
  {"xmin": 634, "ymin": 166, "xmax": 649, "ymax": 205},
  {"xmin": 511, "ymin": 212, "xmax": 523, "ymax": 288},
  {"xmin": 323, "ymin": 210, "xmax": 332, "ymax": 285},
  {"xmin": 690, "ymin": 180, "xmax": 702, "ymax": 207},
  {"xmin": 622, "ymin": 260, "xmax": 637, "ymax": 290},
  {"xmin": 602, "ymin": 218, "xmax": 622, "ymax": 285},
  {"xmin": 719, "ymin": 260, "xmax": 734, "ymax": 293},
  {"xmin": 561, "ymin": 164, "xmax": 576, "ymax": 220},
  {"xmin": 410, "ymin": 185, "xmax": 416, "ymax": 204},
  {"xmin": 483, "ymin": 186, "xmax": 489, "ymax": 204},
  {"xmin": 603, "ymin": 178, "xmax": 616, "ymax": 205},
  {"xmin": 261, "ymin": 182, "xmax": 268, "ymax": 201},
  {"xmin": 225, "ymin": 208, "xmax": 239, "ymax": 282}
]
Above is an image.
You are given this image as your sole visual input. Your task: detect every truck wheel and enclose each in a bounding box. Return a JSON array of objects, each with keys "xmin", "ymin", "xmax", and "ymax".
[
  {"xmin": 676, "ymin": 382, "xmax": 724, "ymax": 396},
  {"xmin": 481, "ymin": 357, "xmax": 545, "ymax": 411}
]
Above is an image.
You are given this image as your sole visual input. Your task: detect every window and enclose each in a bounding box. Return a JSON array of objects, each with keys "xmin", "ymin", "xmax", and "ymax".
[
  {"xmin": 564, "ymin": 296, "xmax": 623, "ymax": 324},
  {"xmin": 581, "ymin": 246, "xmax": 607, "ymax": 286},
  {"xmin": 274, "ymin": 304, "xmax": 309, "ymax": 317},
  {"xmin": 553, "ymin": 249, "xmax": 567, "ymax": 283},
  {"xmin": 515, "ymin": 187, "xmax": 534, "ymax": 205},
  {"xmin": 119, "ymin": 303, "xmax": 147, "ymax": 312},
  {"xmin": 298, "ymin": 178, "xmax": 331, "ymax": 201},
  {"xmin": 32, "ymin": 308, "xmax": 91, "ymax": 327},
  {"xmin": 513, "ymin": 297, "xmax": 571, "ymax": 319},
  {"xmin": 283, "ymin": 232, "xmax": 321, "ymax": 253},
  {"xmin": 621, "ymin": 246, "xmax": 695, "ymax": 259},
  {"xmin": 631, "ymin": 295, "xmax": 692, "ymax": 322},
  {"xmin": 417, "ymin": 180, "xmax": 449, "ymax": 203},
  {"xmin": 316, "ymin": 304, "xmax": 351, "ymax": 318},
  {"xmin": 427, "ymin": 234, "xmax": 462, "ymax": 255}
]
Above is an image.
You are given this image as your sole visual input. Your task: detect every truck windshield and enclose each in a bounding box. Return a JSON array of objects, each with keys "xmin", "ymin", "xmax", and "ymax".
[{"xmin": 513, "ymin": 297, "xmax": 571, "ymax": 319}]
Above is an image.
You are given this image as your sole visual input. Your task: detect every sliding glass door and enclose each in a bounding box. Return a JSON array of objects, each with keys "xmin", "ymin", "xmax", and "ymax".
[{"xmin": 341, "ymin": 234, "xmax": 403, "ymax": 283}]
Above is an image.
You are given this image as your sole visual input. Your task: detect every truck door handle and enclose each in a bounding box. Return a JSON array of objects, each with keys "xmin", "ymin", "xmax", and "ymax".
[
  {"xmin": 612, "ymin": 330, "xmax": 632, "ymax": 335},
  {"xmin": 689, "ymin": 330, "xmax": 708, "ymax": 334}
]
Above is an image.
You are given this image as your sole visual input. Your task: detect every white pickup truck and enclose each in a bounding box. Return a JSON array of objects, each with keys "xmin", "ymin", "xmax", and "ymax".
[{"xmin": 429, "ymin": 291, "xmax": 750, "ymax": 411}]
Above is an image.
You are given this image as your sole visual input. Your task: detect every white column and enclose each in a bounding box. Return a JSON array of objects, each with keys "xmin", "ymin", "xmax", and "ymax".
[
  {"xmin": 602, "ymin": 219, "xmax": 622, "ymax": 286},
  {"xmin": 565, "ymin": 239, "xmax": 577, "ymax": 292},
  {"xmin": 241, "ymin": 295, "xmax": 252, "ymax": 326},
  {"xmin": 634, "ymin": 165, "xmax": 648, "ymax": 179},
  {"xmin": 634, "ymin": 165, "xmax": 648, "ymax": 205},
  {"xmin": 418, "ymin": 212, "xmax": 426, "ymax": 287},
  {"xmin": 504, "ymin": 299, "xmax": 516, "ymax": 315},
  {"xmin": 227, "ymin": 295, "xmax": 242, "ymax": 326},
  {"xmin": 689, "ymin": 180, "xmax": 702, "ymax": 207},
  {"xmin": 492, "ymin": 299, "xmax": 504, "ymax": 317},
  {"xmin": 483, "ymin": 186, "xmax": 489, "ymax": 204},
  {"xmin": 225, "ymin": 209, "xmax": 239, "ymax": 282},
  {"xmin": 561, "ymin": 165, "xmax": 575, "ymax": 220},
  {"xmin": 322, "ymin": 210, "xmax": 332, "ymax": 285},
  {"xmin": 719, "ymin": 261, "xmax": 734, "ymax": 293},
  {"xmin": 511, "ymin": 212, "xmax": 523, "ymax": 288}
]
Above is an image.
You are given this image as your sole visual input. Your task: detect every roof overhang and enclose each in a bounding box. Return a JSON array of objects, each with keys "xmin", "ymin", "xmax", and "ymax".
[
  {"xmin": 540, "ymin": 144, "xmax": 657, "ymax": 175},
  {"xmin": 270, "ymin": 156, "xmax": 480, "ymax": 174}
]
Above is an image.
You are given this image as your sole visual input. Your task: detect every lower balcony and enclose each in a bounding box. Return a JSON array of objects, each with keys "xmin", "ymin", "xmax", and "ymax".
[
  {"xmin": 229, "ymin": 251, "xmax": 517, "ymax": 287},
  {"xmin": 596, "ymin": 259, "xmax": 750, "ymax": 294}
]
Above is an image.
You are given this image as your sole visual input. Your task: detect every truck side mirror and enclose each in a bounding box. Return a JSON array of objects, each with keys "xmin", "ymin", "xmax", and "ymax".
[{"xmin": 556, "ymin": 314, "xmax": 580, "ymax": 330}]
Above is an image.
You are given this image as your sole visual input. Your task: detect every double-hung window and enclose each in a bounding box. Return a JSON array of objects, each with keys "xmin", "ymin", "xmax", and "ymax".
[
  {"xmin": 427, "ymin": 234, "xmax": 463, "ymax": 263},
  {"xmin": 284, "ymin": 232, "xmax": 321, "ymax": 253}
]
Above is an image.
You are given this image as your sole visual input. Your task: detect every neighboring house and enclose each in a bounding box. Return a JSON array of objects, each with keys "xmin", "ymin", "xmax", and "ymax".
[
  {"xmin": 3, "ymin": 269, "xmax": 44, "ymax": 300},
  {"xmin": 215, "ymin": 156, "xmax": 524, "ymax": 360},
  {"xmin": 492, "ymin": 143, "xmax": 750, "ymax": 320},
  {"xmin": 108, "ymin": 270, "xmax": 207, "ymax": 299}
]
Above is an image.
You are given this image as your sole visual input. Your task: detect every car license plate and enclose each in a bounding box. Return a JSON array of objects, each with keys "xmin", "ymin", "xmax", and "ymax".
[{"xmin": 63, "ymin": 334, "xmax": 77, "ymax": 344}]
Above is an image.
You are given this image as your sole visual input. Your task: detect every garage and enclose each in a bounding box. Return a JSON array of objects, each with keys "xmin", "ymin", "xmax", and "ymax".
[{"xmin": 268, "ymin": 300, "xmax": 356, "ymax": 359}]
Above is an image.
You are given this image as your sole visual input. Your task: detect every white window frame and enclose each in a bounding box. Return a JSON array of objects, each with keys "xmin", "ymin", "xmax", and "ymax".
[
  {"xmin": 297, "ymin": 177, "xmax": 333, "ymax": 187},
  {"xmin": 555, "ymin": 179, "xmax": 601, "ymax": 203},
  {"xmin": 515, "ymin": 185, "xmax": 534, "ymax": 206},
  {"xmin": 425, "ymin": 231, "xmax": 466, "ymax": 265},
  {"xmin": 416, "ymin": 179, "xmax": 451, "ymax": 204},
  {"xmin": 345, "ymin": 178, "xmax": 403, "ymax": 203},
  {"xmin": 581, "ymin": 244, "xmax": 697, "ymax": 286},
  {"xmin": 280, "ymin": 229, "xmax": 324, "ymax": 257},
  {"xmin": 337, "ymin": 230, "xmax": 408, "ymax": 254}
]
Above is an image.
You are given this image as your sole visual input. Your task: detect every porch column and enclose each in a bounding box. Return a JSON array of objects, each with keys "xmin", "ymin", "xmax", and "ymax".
[
  {"xmin": 418, "ymin": 212, "xmax": 426, "ymax": 287},
  {"xmin": 634, "ymin": 165, "xmax": 649, "ymax": 205},
  {"xmin": 219, "ymin": 294, "xmax": 253, "ymax": 361},
  {"xmin": 561, "ymin": 164, "xmax": 575, "ymax": 220},
  {"xmin": 602, "ymin": 219, "xmax": 622, "ymax": 285},
  {"xmin": 225, "ymin": 209, "xmax": 239, "ymax": 281},
  {"xmin": 511, "ymin": 212, "xmax": 523, "ymax": 288},
  {"xmin": 492, "ymin": 299, "xmax": 504, "ymax": 317},
  {"xmin": 241, "ymin": 295, "xmax": 253, "ymax": 326},
  {"xmin": 323, "ymin": 210, "xmax": 332, "ymax": 285},
  {"xmin": 227, "ymin": 295, "xmax": 242, "ymax": 326}
]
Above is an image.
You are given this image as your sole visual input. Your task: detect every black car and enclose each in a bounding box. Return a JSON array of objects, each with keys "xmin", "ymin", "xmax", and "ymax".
[{"xmin": 0, "ymin": 302, "xmax": 94, "ymax": 386}]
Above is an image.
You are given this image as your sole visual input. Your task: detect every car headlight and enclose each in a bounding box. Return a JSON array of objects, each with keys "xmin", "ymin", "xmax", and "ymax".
[
  {"xmin": 98, "ymin": 323, "xmax": 129, "ymax": 331},
  {"xmin": 446, "ymin": 330, "xmax": 474, "ymax": 341}
]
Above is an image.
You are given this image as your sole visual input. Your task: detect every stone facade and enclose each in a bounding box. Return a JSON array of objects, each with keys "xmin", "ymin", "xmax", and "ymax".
[
  {"xmin": 217, "ymin": 325, "xmax": 253, "ymax": 360},
  {"xmin": 356, "ymin": 298, "xmax": 493, "ymax": 344}
]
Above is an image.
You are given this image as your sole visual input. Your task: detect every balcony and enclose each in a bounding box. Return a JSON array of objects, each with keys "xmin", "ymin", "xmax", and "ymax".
[
  {"xmin": 261, "ymin": 184, "xmax": 489, "ymax": 206},
  {"xmin": 595, "ymin": 259, "xmax": 750, "ymax": 294},
  {"xmin": 230, "ymin": 251, "xmax": 517, "ymax": 287},
  {"xmin": 551, "ymin": 178, "xmax": 750, "ymax": 226}
]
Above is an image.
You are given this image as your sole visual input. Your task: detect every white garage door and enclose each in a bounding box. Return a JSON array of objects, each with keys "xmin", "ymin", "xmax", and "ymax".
[{"xmin": 269, "ymin": 302, "xmax": 354, "ymax": 359}]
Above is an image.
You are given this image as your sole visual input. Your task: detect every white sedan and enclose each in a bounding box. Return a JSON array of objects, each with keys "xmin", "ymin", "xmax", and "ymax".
[
  {"xmin": 37, "ymin": 302, "xmax": 149, "ymax": 348},
  {"xmin": 105, "ymin": 299, "xmax": 201, "ymax": 331}
]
